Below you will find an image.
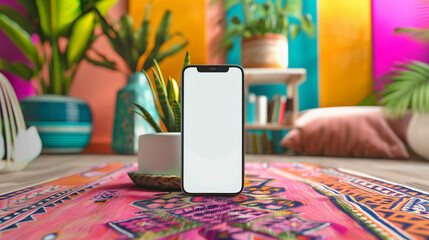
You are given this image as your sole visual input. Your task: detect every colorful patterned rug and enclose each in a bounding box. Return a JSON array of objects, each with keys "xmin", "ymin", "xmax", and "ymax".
[{"xmin": 0, "ymin": 162, "xmax": 428, "ymax": 240}]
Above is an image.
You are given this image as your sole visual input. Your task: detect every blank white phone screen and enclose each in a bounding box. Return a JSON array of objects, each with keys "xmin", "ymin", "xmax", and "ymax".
[{"xmin": 182, "ymin": 66, "xmax": 243, "ymax": 194}]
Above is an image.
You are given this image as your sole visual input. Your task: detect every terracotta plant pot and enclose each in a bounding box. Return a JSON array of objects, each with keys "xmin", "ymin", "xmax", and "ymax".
[{"xmin": 241, "ymin": 33, "xmax": 288, "ymax": 68}]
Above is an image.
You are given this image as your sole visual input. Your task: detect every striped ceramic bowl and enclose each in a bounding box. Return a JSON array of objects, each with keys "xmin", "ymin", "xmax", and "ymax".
[{"xmin": 20, "ymin": 95, "xmax": 92, "ymax": 154}]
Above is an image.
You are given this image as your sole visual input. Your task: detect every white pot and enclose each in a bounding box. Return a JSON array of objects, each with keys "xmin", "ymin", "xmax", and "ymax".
[
  {"xmin": 407, "ymin": 113, "xmax": 429, "ymax": 160},
  {"xmin": 241, "ymin": 33, "xmax": 288, "ymax": 68},
  {"xmin": 138, "ymin": 133, "xmax": 181, "ymax": 175}
]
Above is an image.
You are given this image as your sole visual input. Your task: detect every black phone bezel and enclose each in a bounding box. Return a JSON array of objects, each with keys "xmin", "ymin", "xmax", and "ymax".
[{"xmin": 180, "ymin": 64, "xmax": 245, "ymax": 195}]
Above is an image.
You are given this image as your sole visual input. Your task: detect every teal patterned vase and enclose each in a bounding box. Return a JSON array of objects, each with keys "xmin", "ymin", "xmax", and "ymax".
[{"xmin": 112, "ymin": 72, "xmax": 159, "ymax": 154}]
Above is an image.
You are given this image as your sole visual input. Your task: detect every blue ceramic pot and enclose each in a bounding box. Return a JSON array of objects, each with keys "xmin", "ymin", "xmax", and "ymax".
[
  {"xmin": 20, "ymin": 95, "xmax": 92, "ymax": 154},
  {"xmin": 112, "ymin": 72, "xmax": 159, "ymax": 154}
]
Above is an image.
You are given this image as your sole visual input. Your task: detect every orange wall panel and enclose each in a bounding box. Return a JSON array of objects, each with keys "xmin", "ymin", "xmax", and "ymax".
[{"xmin": 319, "ymin": 0, "xmax": 373, "ymax": 107}]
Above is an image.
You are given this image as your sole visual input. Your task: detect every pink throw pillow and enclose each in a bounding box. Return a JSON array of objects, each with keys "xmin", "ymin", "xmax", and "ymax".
[{"xmin": 280, "ymin": 107, "xmax": 409, "ymax": 159}]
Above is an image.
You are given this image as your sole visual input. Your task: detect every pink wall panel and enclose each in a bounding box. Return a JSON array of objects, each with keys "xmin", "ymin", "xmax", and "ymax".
[{"xmin": 372, "ymin": 0, "xmax": 429, "ymax": 89}]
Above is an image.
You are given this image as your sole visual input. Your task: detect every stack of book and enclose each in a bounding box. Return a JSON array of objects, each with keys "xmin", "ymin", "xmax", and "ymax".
[
  {"xmin": 268, "ymin": 95, "xmax": 288, "ymax": 124},
  {"xmin": 247, "ymin": 94, "xmax": 291, "ymax": 125},
  {"xmin": 246, "ymin": 132, "xmax": 273, "ymax": 154}
]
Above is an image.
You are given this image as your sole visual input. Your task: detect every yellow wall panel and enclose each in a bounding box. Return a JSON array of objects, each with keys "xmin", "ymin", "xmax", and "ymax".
[
  {"xmin": 129, "ymin": 0, "xmax": 207, "ymax": 81},
  {"xmin": 319, "ymin": 0, "xmax": 372, "ymax": 107}
]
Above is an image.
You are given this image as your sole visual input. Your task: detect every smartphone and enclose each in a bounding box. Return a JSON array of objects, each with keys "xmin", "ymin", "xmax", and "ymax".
[{"xmin": 181, "ymin": 65, "xmax": 244, "ymax": 194}]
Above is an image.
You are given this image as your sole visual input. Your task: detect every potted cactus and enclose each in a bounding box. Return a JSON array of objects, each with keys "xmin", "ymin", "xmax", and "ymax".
[
  {"xmin": 94, "ymin": 4, "xmax": 187, "ymax": 154},
  {"xmin": 131, "ymin": 52, "xmax": 190, "ymax": 176},
  {"xmin": 0, "ymin": 0, "xmax": 117, "ymax": 153}
]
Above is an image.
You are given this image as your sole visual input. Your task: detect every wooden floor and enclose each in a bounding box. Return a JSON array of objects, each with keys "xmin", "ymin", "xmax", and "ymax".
[{"xmin": 0, "ymin": 154, "xmax": 428, "ymax": 194}]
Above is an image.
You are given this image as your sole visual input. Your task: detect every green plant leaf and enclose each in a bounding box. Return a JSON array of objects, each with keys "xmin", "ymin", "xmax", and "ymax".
[
  {"xmin": 231, "ymin": 16, "xmax": 241, "ymax": 24},
  {"xmin": 51, "ymin": 40, "xmax": 64, "ymax": 94},
  {"xmin": 153, "ymin": 59, "xmax": 166, "ymax": 88},
  {"xmin": 172, "ymin": 100, "xmax": 181, "ymax": 132},
  {"xmin": 118, "ymin": 14, "xmax": 134, "ymax": 46},
  {"xmin": 142, "ymin": 70, "xmax": 164, "ymax": 120},
  {"xmin": 156, "ymin": 42, "xmax": 188, "ymax": 65},
  {"xmin": 36, "ymin": 0, "xmax": 82, "ymax": 38},
  {"xmin": 167, "ymin": 77, "xmax": 179, "ymax": 106},
  {"xmin": 94, "ymin": 0, "xmax": 117, "ymax": 16},
  {"xmin": 17, "ymin": 0, "xmax": 39, "ymax": 20},
  {"xmin": 154, "ymin": 10, "xmax": 172, "ymax": 48},
  {"xmin": 135, "ymin": 4, "xmax": 150, "ymax": 56},
  {"xmin": 301, "ymin": 13, "xmax": 315, "ymax": 37},
  {"xmin": 283, "ymin": 0, "xmax": 302, "ymax": 19},
  {"xmin": 395, "ymin": 27, "xmax": 429, "ymax": 41},
  {"xmin": 183, "ymin": 50, "xmax": 190, "ymax": 69},
  {"xmin": 84, "ymin": 54, "xmax": 115, "ymax": 70},
  {"xmin": 131, "ymin": 103, "xmax": 163, "ymax": 133},
  {"xmin": 0, "ymin": 5, "xmax": 32, "ymax": 33},
  {"xmin": 289, "ymin": 23, "xmax": 300, "ymax": 39},
  {"xmin": 0, "ymin": 14, "xmax": 39, "ymax": 66},
  {"xmin": 66, "ymin": 12, "xmax": 96, "ymax": 66},
  {"xmin": 0, "ymin": 58, "xmax": 33, "ymax": 81},
  {"xmin": 357, "ymin": 91, "xmax": 378, "ymax": 106},
  {"xmin": 381, "ymin": 61, "xmax": 429, "ymax": 117},
  {"xmin": 152, "ymin": 66, "xmax": 175, "ymax": 131}
]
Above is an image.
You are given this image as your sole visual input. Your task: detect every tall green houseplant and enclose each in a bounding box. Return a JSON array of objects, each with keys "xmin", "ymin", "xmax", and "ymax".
[
  {"xmin": 0, "ymin": 0, "xmax": 117, "ymax": 154},
  {"xmin": 0, "ymin": 0, "xmax": 117, "ymax": 95},
  {"xmin": 100, "ymin": 4, "xmax": 187, "ymax": 153}
]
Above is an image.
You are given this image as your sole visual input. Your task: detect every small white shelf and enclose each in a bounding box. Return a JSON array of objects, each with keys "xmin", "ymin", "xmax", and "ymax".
[
  {"xmin": 245, "ymin": 123, "xmax": 293, "ymax": 130},
  {"xmin": 244, "ymin": 68, "xmax": 307, "ymax": 85}
]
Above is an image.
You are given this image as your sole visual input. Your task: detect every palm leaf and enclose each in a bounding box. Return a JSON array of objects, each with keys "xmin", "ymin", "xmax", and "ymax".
[
  {"xmin": 381, "ymin": 61, "xmax": 429, "ymax": 117},
  {"xmin": 131, "ymin": 104, "xmax": 163, "ymax": 133},
  {"xmin": 172, "ymin": 100, "xmax": 181, "ymax": 132}
]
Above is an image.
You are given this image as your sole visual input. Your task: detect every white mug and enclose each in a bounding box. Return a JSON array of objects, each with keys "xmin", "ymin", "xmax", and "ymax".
[{"xmin": 138, "ymin": 132, "xmax": 181, "ymax": 176}]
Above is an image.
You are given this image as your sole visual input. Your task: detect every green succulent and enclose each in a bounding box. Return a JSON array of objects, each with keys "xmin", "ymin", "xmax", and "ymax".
[
  {"xmin": 217, "ymin": 0, "xmax": 315, "ymax": 52},
  {"xmin": 131, "ymin": 51, "xmax": 190, "ymax": 133},
  {"xmin": 95, "ymin": 3, "xmax": 188, "ymax": 73},
  {"xmin": 0, "ymin": 0, "xmax": 117, "ymax": 95}
]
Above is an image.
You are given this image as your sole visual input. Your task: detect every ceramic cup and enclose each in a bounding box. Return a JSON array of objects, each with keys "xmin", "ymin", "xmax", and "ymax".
[{"xmin": 138, "ymin": 132, "xmax": 181, "ymax": 176}]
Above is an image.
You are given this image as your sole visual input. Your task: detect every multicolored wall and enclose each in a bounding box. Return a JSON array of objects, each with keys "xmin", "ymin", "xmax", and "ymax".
[
  {"xmin": 228, "ymin": 0, "xmax": 428, "ymax": 108},
  {"xmin": 1, "ymin": 0, "xmax": 428, "ymax": 148}
]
